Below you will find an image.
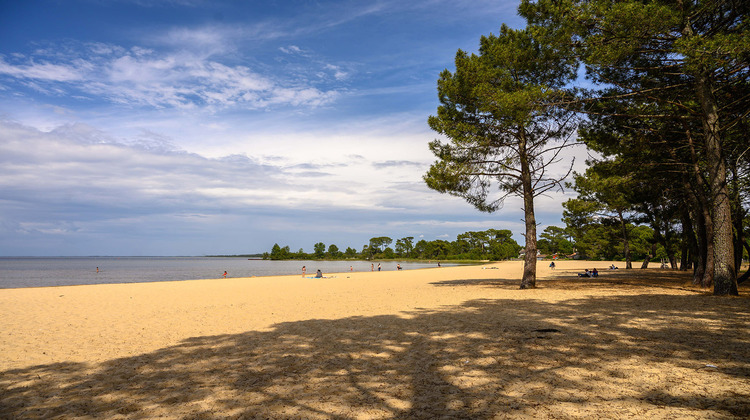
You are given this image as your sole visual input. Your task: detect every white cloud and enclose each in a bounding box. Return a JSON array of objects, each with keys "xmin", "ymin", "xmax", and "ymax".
[
  {"xmin": 280, "ymin": 45, "xmax": 304, "ymax": 55},
  {"xmin": 0, "ymin": 40, "xmax": 341, "ymax": 111},
  {"xmin": 325, "ymin": 64, "xmax": 349, "ymax": 80},
  {"xmin": 0, "ymin": 58, "xmax": 83, "ymax": 82}
]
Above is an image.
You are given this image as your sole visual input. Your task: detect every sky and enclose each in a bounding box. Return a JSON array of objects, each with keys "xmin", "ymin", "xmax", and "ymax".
[{"xmin": 0, "ymin": 0, "xmax": 588, "ymax": 256}]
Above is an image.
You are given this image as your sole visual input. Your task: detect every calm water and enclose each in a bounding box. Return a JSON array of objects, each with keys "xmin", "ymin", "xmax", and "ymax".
[{"xmin": 0, "ymin": 257, "xmax": 451, "ymax": 289}]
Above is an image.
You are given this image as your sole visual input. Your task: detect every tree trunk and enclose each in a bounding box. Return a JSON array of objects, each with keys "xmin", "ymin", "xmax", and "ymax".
[
  {"xmin": 695, "ymin": 71, "xmax": 737, "ymax": 295},
  {"xmin": 689, "ymin": 207, "xmax": 706, "ymax": 285},
  {"xmin": 668, "ymin": 254, "xmax": 678, "ymax": 270},
  {"xmin": 618, "ymin": 209, "xmax": 632, "ymax": 269},
  {"xmin": 641, "ymin": 242, "xmax": 657, "ymax": 269},
  {"xmin": 729, "ymin": 161, "xmax": 745, "ymax": 274},
  {"xmin": 651, "ymin": 223, "xmax": 677, "ymax": 271},
  {"xmin": 700, "ymin": 203, "xmax": 715, "ymax": 288},
  {"xmin": 679, "ymin": 7, "xmax": 736, "ymax": 294},
  {"xmin": 679, "ymin": 211, "xmax": 691, "ymax": 271},
  {"xmin": 738, "ymin": 241, "xmax": 750, "ymax": 285},
  {"xmin": 520, "ymin": 137, "xmax": 537, "ymax": 289},
  {"xmin": 686, "ymin": 129, "xmax": 714, "ymax": 287}
]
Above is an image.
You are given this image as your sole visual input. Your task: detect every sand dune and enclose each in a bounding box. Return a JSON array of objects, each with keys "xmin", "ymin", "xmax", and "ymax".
[{"xmin": 1, "ymin": 260, "xmax": 748, "ymax": 418}]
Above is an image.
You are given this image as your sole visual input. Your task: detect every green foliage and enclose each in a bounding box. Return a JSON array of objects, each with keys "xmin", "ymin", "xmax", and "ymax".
[
  {"xmin": 368, "ymin": 237, "xmax": 393, "ymax": 257},
  {"xmin": 262, "ymin": 229, "xmax": 522, "ymax": 262},
  {"xmin": 344, "ymin": 247, "xmax": 358, "ymax": 259},
  {"xmin": 268, "ymin": 243, "xmax": 292, "ymax": 260},
  {"xmin": 425, "ymin": 24, "xmax": 578, "ymax": 212},
  {"xmin": 382, "ymin": 247, "xmax": 396, "ymax": 259},
  {"xmin": 537, "ymin": 226, "xmax": 575, "ymax": 256},
  {"xmin": 327, "ymin": 244, "xmax": 341, "ymax": 258},
  {"xmin": 313, "ymin": 242, "xmax": 326, "ymax": 259},
  {"xmin": 395, "ymin": 237, "xmax": 414, "ymax": 257}
]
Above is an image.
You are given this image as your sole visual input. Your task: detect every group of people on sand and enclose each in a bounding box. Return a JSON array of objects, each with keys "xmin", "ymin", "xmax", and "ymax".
[
  {"xmin": 301, "ymin": 266, "xmax": 324, "ymax": 278},
  {"xmin": 578, "ymin": 268, "xmax": 599, "ymax": 277},
  {"xmin": 301, "ymin": 263, "xmax": 404, "ymax": 278}
]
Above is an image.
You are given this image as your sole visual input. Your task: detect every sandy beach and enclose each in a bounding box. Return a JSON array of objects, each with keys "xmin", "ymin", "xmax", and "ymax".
[{"xmin": 1, "ymin": 260, "xmax": 749, "ymax": 419}]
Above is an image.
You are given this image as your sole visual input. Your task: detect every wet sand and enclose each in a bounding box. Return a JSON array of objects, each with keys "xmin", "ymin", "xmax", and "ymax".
[{"xmin": 1, "ymin": 260, "xmax": 749, "ymax": 418}]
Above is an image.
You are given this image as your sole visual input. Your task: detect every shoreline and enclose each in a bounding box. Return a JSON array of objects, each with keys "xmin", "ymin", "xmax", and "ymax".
[
  {"xmin": 0, "ymin": 260, "xmax": 633, "ymax": 368},
  {"xmin": 0, "ymin": 257, "xmax": 456, "ymax": 290},
  {"xmin": 2, "ymin": 260, "xmax": 748, "ymax": 418}
]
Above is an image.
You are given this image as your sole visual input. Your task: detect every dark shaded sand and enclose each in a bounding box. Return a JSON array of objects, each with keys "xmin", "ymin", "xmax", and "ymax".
[{"xmin": 1, "ymin": 261, "xmax": 749, "ymax": 419}]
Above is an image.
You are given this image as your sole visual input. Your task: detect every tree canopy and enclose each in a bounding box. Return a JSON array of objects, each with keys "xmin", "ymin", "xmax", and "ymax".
[{"xmin": 424, "ymin": 24, "xmax": 579, "ymax": 288}]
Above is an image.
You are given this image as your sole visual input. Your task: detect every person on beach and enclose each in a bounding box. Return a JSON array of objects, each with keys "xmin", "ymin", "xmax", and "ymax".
[
  {"xmin": 223, "ymin": 271, "xmax": 227, "ymax": 278},
  {"xmin": 377, "ymin": 263, "xmax": 381, "ymax": 272},
  {"xmin": 350, "ymin": 266, "xmax": 353, "ymax": 272},
  {"xmin": 397, "ymin": 264, "xmax": 402, "ymax": 270},
  {"xmin": 549, "ymin": 261, "xmax": 555, "ymax": 270},
  {"xmin": 371, "ymin": 263, "xmax": 374, "ymax": 272},
  {"xmin": 592, "ymin": 268, "xmax": 599, "ymax": 277},
  {"xmin": 302, "ymin": 266, "xmax": 306, "ymax": 277},
  {"xmin": 315, "ymin": 269, "xmax": 323, "ymax": 278},
  {"xmin": 578, "ymin": 269, "xmax": 590, "ymax": 277}
]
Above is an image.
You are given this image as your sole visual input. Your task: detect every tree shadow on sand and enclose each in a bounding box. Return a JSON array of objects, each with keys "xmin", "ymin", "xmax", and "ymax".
[{"xmin": 2, "ymin": 281, "xmax": 750, "ymax": 419}]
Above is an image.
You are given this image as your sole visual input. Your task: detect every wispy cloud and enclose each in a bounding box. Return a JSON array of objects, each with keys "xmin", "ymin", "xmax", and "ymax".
[
  {"xmin": 0, "ymin": 39, "xmax": 340, "ymax": 111},
  {"xmin": 0, "ymin": 58, "xmax": 84, "ymax": 82}
]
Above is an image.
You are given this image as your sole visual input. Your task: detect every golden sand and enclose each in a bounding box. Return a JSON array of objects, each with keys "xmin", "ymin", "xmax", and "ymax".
[{"xmin": 1, "ymin": 260, "xmax": 749, "ymax": 418}]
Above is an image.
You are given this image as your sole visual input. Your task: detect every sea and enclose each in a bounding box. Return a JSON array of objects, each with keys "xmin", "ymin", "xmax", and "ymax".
[{"xmin": 0, "ymin": 257, "xmax": 454, "ymax": 289}]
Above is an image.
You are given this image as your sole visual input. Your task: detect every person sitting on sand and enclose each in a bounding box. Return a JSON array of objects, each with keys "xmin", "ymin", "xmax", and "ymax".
[
  {"xmin": 592, "ymin": 268, "xmax": 599, "ymax": 277},
  {"xmin": 609, "ymin": 264, "xmax": 618, "ymax": 270},
  {"xmin": 578, "ymin": 269, "xmax": 591, "ymax": 277},
  {"xmin": 315, "ymin": 269, "xmax": 323, "ymax": 278},
  {"xmin": 549, "ymin": 261, "xmax": 555, "ymax": 269}
]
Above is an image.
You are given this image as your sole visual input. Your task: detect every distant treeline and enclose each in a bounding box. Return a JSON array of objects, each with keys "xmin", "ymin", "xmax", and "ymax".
[
  {"xmin": 263, "ymin": 221, "xmax": 700, "ymax": 263},
  {"xmin": 263, "ymin": 229, "xmax": 522, "ymax": 261}
]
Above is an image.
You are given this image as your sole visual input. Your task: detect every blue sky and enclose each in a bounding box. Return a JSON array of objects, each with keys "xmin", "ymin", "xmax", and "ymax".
[{"xmin": 0, "ymin": 0, "xmax": 586, "ymax": 256}]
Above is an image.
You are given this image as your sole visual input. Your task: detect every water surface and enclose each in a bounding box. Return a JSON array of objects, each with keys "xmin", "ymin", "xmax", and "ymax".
[{"xmin": 0, "ymin": 257, "xmax": 451, "ymax": 289}]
